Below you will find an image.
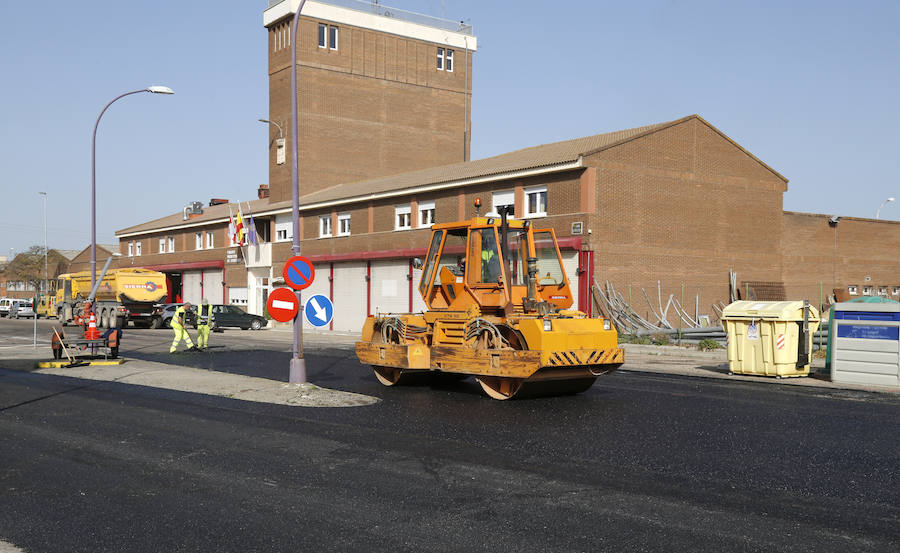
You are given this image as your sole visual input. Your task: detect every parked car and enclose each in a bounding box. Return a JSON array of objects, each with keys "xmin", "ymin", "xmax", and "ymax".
[
  {"xmin": 202, "ymin": 304, "xmax": 266, "ymax": 330},
  {"xmin": 148, "ymin": 303, "xmax": 196, "ymax": 329},
  {"xmin": 0, "ymin": 298, "xmax": 12, "ymax": 317},
  {"xmin": 9, "ymin": 299, "xmax": 35, "ymax": 319}
]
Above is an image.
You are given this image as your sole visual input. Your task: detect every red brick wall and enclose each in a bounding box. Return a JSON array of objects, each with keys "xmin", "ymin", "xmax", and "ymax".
[
  {"xmin": 782, "ymin": 212, "xmax": 900, "ymax": 304},
  {"xmin": 587, "ymin": 118, "xmax": 788, "ymax": 323}
]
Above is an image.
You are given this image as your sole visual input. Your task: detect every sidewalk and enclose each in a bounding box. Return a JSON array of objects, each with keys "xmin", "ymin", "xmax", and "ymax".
[{"xmin": 0, "ymin": 344, "xmax": 379, "ymax": 408}]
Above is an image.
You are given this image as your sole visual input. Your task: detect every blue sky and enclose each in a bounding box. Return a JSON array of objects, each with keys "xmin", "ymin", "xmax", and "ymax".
[{"xmin": 1, "ymin": 0, "xmax": 898, "ymax": 256}]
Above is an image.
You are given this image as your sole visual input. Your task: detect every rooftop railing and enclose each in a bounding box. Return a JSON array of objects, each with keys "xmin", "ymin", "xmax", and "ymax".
[{"xmin": 266, "ymin": 0, "xmax": 473, "ymax": 35}]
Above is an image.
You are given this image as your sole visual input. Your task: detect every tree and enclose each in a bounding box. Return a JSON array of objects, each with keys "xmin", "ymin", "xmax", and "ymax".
[{"xmin": 5, "ymin": 246, "xmax": 68, "ymax": 294}]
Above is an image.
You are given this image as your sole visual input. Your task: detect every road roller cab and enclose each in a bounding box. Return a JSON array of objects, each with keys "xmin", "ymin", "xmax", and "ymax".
[{"xmin": 356, "ymin": 208, "xmax": 624, "ymax": 399}]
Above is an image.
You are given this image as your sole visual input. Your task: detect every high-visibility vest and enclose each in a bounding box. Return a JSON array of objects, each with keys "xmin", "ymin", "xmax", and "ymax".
[
  {"xmin": 197, "ymin": 304, "xmax": 212, "ymax": 326},
  {"xmin": 174, "ymin": 306, "xmax": 188, "ymax": 326}
]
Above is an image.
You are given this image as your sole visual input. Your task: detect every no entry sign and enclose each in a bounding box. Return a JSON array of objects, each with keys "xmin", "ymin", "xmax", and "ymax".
[
  {"xmin": 283, "ymin": 256, "xmax": 315, "ymax": 290},
  {"xmin": 267, "ymin": 287, "xmax": 300, "ymax": 322}
]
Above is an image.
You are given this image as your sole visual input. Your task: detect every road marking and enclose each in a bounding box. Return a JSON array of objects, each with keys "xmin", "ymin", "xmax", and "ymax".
[{"xmin": 272, "ymin": 299, "xmax": 295, "ymax": 310}]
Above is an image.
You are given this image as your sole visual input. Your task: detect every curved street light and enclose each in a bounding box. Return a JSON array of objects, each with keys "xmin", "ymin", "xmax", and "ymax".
[
  {"xmin": 876, "ymin": 197, "xmax": 895, "ymax": 220},
  {"xmin": 91, "ymin": 86, "xmax": 174, "ymax": 292},
  {"xmin": 258, "ymin": 118, "xmax": 283, "ymax": 139}
]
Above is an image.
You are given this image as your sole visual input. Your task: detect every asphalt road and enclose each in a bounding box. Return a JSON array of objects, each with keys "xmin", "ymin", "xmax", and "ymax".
[{"xmin": 1, "ymin": 317, "xmax": 898, "ymax": 552}]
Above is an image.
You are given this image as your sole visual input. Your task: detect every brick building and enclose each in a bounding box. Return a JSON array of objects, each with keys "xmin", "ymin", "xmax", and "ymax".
[
  {"xmin": 116, "ymin": 114, "xmax": 900, "ymax": 333},
  {"xmin": 263, "ymin": 0, "xmax": 475, "ymax": 202}
]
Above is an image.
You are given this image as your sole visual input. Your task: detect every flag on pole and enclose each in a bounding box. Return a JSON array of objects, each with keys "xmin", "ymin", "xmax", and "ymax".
[
  {"xmin": 245, "ymin": 202, "xmax": 259, "ymax": 246},
  {"xmin": 227, "ymin": 204, "xmax": 237, "ymax": 245},
  {"xmin": 235, "ymin": 206, "xmax": 246, "ymax": 246}
]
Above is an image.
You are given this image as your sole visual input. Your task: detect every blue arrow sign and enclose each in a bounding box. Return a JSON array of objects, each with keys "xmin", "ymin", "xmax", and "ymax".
[{"xmin": 304, "ymin": 294, "xmax": 334, "ymax": 327}]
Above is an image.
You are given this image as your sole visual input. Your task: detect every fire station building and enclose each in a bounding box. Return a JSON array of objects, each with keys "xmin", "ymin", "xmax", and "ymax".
[{"xmin": 116, "ymin": 1, "xmax": 900, "ymax": 333}]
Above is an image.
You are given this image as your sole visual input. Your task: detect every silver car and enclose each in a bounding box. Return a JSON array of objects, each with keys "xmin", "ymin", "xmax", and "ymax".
[{"xmin": 10, "ymin": 300, "xmax": 35, "ymax": 319}]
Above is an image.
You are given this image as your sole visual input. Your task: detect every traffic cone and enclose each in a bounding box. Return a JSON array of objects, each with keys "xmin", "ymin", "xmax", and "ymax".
[{"xmin": 84, "ymin": 312, "xmax": 101, "ymax": 340}]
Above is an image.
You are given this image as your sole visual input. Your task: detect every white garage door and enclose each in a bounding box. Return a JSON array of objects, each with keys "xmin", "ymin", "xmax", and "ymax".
[
  {"xmin": 301, "ymin": 261, "xmax": 332, "ymax": 332},
  {"xmin": 202, "ymin": 269, "xmax": 224, "ymax": 304},
  {"xmin": 561, "ymin": 250, "xmax": 579, "ymax": 310},
  {"xmin": 371, "ymin": 259, "xmax": 410, "ymax": 316},
  {"xmin": 183, "ymin": 271, "xmax": 202, "ymax": 304},
  {"xmin": 330, "ymin": 261, "xmax": 367, "ymax": 333}
]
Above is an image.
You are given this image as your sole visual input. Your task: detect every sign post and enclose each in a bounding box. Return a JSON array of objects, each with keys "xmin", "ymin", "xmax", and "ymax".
[{"xmin": 289, "ymin": 0, "xmax": 310, "ymax": 383}]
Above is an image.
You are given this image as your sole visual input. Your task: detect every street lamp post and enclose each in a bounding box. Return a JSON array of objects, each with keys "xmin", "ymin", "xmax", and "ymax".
[
  {"xmin": 876, "ymin": 197, "xmax": 895, "ymax": 219},
  {"xmin": 259, "ymin": 118, "xmax": 286, "ymax": 165},
  {"xmin": 289, "ymin": 0, "xmax": 309, "ymax": 384},
  {"xmin": 39, "ymin": 192, "xmax": 47, "ymax": 288},
  {"xmin": 258, "ymin": 118, "xmax": 283, "ymax": 139},
  {"xmin": 91, "ymin": 86, "xmax": 174, "ymax": 294}
]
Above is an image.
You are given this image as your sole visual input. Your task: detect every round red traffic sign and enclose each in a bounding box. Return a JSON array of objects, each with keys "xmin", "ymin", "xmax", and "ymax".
[
  {"xmin": 267, "ymin": 287, "xmax": 300, "ymax": 322},
  {"xmin": 283, "ymin": 256, "xmax": 315, "ymax": 291}
]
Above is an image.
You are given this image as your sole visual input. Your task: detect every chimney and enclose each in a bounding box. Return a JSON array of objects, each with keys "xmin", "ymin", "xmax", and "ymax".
[
  {"xmin": 258, "ymin": 184, "xmax": 270, "ymax": 199},
  {"xmin": 209, "ymin": 198, "xmax": 229, "ymax": 206}
]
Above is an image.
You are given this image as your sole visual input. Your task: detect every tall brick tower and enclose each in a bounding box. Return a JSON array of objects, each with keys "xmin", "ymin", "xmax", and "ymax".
[{"xmin": 263, "ymin": 0, "xmax": 477, "ymax": 202}]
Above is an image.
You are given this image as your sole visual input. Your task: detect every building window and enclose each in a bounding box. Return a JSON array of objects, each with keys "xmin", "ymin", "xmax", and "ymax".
[
  {"xmin": 329, "ymin": 25, "xmax": 338, "ymax": 50},
  {"xmin": 195, "ymin": 232, "xmax": 203, "ymax": 250},
  {"xmin": 319, "ymin": 23, "xmax": 338, "ymax": 49},
  {"xmin": 848, "ymin": 285, "xmax": 858, "ymax": 295},
  {"xmin": 159, "ymin": 238, "xmax": 166, "ymax": 254},
  {"xmin": 167, "ymin": 236, "xmax": 175, "ymax": 253},
  {"xmin": 893, "ymin": 287, "xmax": 900, "ymax": 297},
  {"xmin": 275, "ymin": 213, "xmax": 292, "ymax": 242},
  {"xmin": 437, "ymin": 47, "xmax": 453, "ymax": 71},
  {"xmin": 419, "ymin": 201, "xmax": 435, "ymax": 227},
  {"xmin": 135, "ymin": 241, "xmax": 142, "ymax": 256},
  {"xmin": 337, "ymin": 213, "xmax": 351, "ymax": 236},
  {"xmin": 395, "ymin": 205, "xmax": 411, "ymax": 230},
  {"xmin": 863, "ymin": 285, "xmax": 874, "ymax": 295},
  {"xmin": 206, "ymin": 231, "xmax": 214, "ymax": 249},
  {"xmin": 525, "ymin": 186, "xmax": 548, "ymax": 217},
  {"xmin": 319, "ymin": 215, "xmax": 332, "ymax": 238},
  {"xmin": 878, "ymin": 286, "xmax": 888, "ymax": 296},
  {"xmin": 492, "ymin": 190, "xmax": 515, "ymax": 217},
  {"xmin": 127, "ymin": 242, "xmax": 134, "ymax": 257}
]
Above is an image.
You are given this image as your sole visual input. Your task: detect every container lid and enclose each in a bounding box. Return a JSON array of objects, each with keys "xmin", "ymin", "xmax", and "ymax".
[
  {"xmin": 722, "ymin": 300, "xmax": 820, "ymax": 322},
  {"xmin": 833, "ymin": 301, "xmax": 900, "ymax": 313}
]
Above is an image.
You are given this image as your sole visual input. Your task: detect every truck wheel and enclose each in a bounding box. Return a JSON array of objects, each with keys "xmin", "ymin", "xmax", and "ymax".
[{"xmin": 149, "ymin": 317, "xmax": 161, "ymax": 329}]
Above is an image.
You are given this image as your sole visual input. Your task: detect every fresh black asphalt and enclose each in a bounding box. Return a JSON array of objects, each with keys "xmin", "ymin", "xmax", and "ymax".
[{"xmin": 0, "ymin": 319, "xmax": 898, "ymax": 551}]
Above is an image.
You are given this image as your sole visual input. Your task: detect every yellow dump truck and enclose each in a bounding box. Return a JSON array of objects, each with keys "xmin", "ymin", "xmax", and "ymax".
[{"xmin": 55, "ymin": 268, "xmax": 168, "ymax": 328}]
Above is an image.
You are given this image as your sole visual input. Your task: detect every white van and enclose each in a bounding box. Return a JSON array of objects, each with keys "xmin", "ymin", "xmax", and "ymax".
[{"xmin": 0, "ymin": 298, "xmax": 13, "ymax": 317}]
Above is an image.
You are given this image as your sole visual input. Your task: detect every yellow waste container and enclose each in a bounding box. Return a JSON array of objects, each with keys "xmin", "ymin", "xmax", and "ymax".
[{"xmin": 722, "ymin": 300, "xmax": 820, "ymax": 378}]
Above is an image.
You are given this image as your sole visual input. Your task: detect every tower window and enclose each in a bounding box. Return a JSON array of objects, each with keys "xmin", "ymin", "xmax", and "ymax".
[
  {"xmin": 319, "ymin": 23, "xmax": 338, "ymax": 50},
  {"xmin": 437, "ymin": 47, "xmax": 454, "ymax": 71}
]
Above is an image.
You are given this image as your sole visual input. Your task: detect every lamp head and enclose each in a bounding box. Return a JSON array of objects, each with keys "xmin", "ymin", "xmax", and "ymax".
[
  {"xmin": 888, "ymin": 197, "xmax": 896, "ymax": 203},
  {"xmin": 147, "ymin": 86, "xmax": 175, "ymax": 95},
  {"xmin": 258, "ymin": 118, "xmax": 271, "ymax": 124}
]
